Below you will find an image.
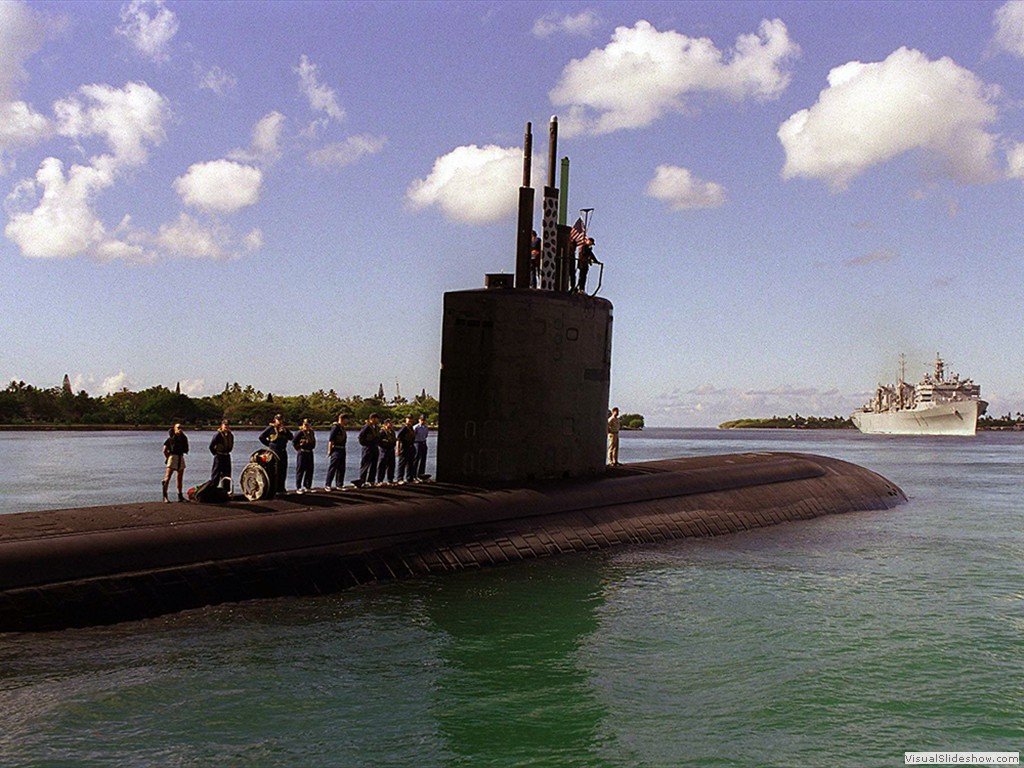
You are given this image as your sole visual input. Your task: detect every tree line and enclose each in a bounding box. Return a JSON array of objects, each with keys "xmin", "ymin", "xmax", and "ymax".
[
  {"xmin": 718, "ymin": 414, "xmax": 855, "ymax": 429},
  {"xmin": 0, "ymin": 377, "xmax": 439, "ymax": 428}
]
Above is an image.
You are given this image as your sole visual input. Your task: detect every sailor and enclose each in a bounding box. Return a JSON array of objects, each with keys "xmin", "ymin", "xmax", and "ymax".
[
  {"xmin": 577, "ymin": 237, "xmax": 596, "ymax": 294},
  {"xmin": 357, "ymin": 413, "xmax": 380, "ymax": 486},
  {"xmin": 292, "ymin": 418, "xmax": 317, "ymax": 494},
  {"xmin": 209, "ymin": 418, "xmax": 234, "ymax": 486},
  {"xmin": 259, "ymin": 414, "xmax": 293, "ymax": 493},
  {"xmin": 376, "ymin": 418, "xmax": 397, "ymax": 484},
  {"xmin": 325, "ymin": 413, "xmax": 348, "ymax": 491},
  {"xmin": 607, "ymin": 407, "xmax": 621, "ymax": 466},
  {"xmin": 396, "ymin": 415, "xmax": 417, "ymax": 483},
  {"xmin": 530, "ymin": 230, "xmax": 541, "ymax": 289},
  {"xmin": 413, "ymin": 414, "xmax": 429, "ymax": 479},
  {"xmin": 162, "ymin": 423, "xmax": 189, "ymax": 502}
]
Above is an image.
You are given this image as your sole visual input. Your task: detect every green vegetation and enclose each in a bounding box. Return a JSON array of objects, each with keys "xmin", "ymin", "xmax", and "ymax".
[
  {"xmin": 0, "ymin": 379, "xmax": 438, "ymax": 428},
  {"xmin": 718, "ymin": 414, "xmax": 854, "ymax": 429},
  {"xmin": 619, "ymin": 413, "xmax": 645, "ymax": 430},
  {"xmin": 978, "ymin": 413, "xmax": 1024, "ymax": 430}
]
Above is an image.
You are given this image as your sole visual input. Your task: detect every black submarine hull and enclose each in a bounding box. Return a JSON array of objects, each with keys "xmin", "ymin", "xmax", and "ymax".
[{"xmin": 0, "ymin": 452, "xmax": 904, "ymax": 632}]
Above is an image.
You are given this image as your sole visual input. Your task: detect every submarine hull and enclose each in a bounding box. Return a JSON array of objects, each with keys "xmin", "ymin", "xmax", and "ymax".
[{"xmin": 0, "ymin": 452, "xmax": 904, "ymax": 632}]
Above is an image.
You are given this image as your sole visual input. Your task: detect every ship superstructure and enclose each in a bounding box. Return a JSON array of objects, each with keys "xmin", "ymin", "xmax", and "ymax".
[{"xmin": 851, "ymin": 354, "xmax": 987, "ymax": 436}]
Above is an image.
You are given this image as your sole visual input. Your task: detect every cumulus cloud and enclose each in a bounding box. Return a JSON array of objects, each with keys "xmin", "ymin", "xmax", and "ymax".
[
  {"xmin": 550, "ymin": 18, "xmax": 799, "ymax": 136},
  {"xmin": 0, "ymin": 1, "xmax": 59, "ymax": 164},
  {"xmin": 229, "ymin": 112, "xmax": 285, "ymax": 166},
  {"xmin": 533, "ymin": 10, "xmax": 601, "ymax": 38},
  {"xmin": 115, "ymin": 0, "xmax": 178, "ymax": 63},
  {"xmin": 993, "ymin": 1, "xmax": 1024, "ymax": 57},
  {"xmin": 173, "ymin": 159, "xmax": 262, "ymax": 213},
  {"xmin": 778, "ymin": 47, "xmax": 1000, "ymax": 189},
  {"xmin": 845, "ymin": 248, "xmax": 898, "ymax": 267},
  {"xmin": 295, "ymin": 54, "xmax": 344, "ymax": 122},
  {"xmin": 308, "ymin": 133, "xmax": 387, "ymax": 167},
  {"xmin": 54, "ymin": 81, "xmax": 170, "ymax": 169},
  {"xmin": 407, "ymin": 144, "xmax": 522, "ymax": 224},
  {"xmin": 101, "ymin": 370, "xmax": 132, "ymax": 394},
  {"xmin": 646, "ymin": 164, "xmax": 726, "ymax": 210},
  {"xmin": 1007, "ymin": 142, "xmax": 1024, "ymax": 178},
  {"xmin": 177, "ymin": 378, "xmax": 205, "ymax": 396},
  {"xmin": 4, "ymin": 158, "xmax": 113, "ymax": 258},
  {"xmin": 155, "ymin": 213, "xmax": 261, "ymax": 261},
  {"xmin": 196, "ymin": 64, "xmax": 237, "ymax": 95}
]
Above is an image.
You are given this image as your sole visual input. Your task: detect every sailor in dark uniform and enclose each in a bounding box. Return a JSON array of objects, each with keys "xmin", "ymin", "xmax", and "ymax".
[
  {"xmin": 325, "ymin": 413, "xmax": 348, "ymax": 490},
  {"xmin": 292, "ymin": 418, "xmax": 317, "ymax": 494},
  {"xmin": 376, "ymin": 418, "xmax": 397, "ymax": 484},
  {"xmin": 396, "ymin": 415, "xmax": 417, "ymax": 483},
  {"xmin": 209, "ymin": 418, "xmax": 234, "ymax": 485},
  {"xmin": 357, "ymin": 413, "xmax": 380, "ymax": 486},
  {"xmin": 258, "ymin": 414, "xmax": 293, "ymax": 493}
]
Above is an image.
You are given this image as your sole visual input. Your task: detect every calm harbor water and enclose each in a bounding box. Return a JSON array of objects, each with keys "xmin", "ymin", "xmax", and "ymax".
[{"xmin": 0, "ymin": 428, "xmax": 1021, "ymax": 767}]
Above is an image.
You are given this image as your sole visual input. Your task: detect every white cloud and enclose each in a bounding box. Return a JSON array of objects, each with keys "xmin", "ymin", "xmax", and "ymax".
[
  {"xmin": 4, "ymin": 157, "xmax": 113, "ymax": 258},
  {"xmin": 295, "ymin": 54, "xmax": 344, "ymax": 122},
  {"xmin": 778, "ymin": 47, "xmax": 1000, "ymax": 189},
  {"xmin": 229, "ymin": 111, "xmax": 285, "ymax": 165},
  {"xmin": 994, "ymin": 1, "xmax": 1024, "ymax": 57},
  {"xmin": 407, "ymin": 144, "xmax": 522, "ymax": 224},
  {"xmin": 155, "ymin": 213, "xmax": 261, "ymax": 261},
  {"xmin": 173, "ymin": 159, "xmax": 262, "ymax": 213},
  {"xmin": 178, "ymin": 378, "xmax": 205, "ymax": 396},
  {"xmin": 115, "ymin": 0, "xmax": 178, "ymax": 63},
  {"xmin": 0, "ymin": 101, "xmax": 51, "ymax": 163},
  {"xmin": 0, "ymin": 1, "xmax": 59, "ymax": 164},
  {"xmin": 54, "ymin": 81, "xmax": 170, "ymax": 169},
  {"xmin": 533, "ymin": 10, "xmax": 601, "ymax": 38},
  {"xmin": 196, "ymin": 64, "xmax": 237, "ymax": 95},
  {"xmin": 308, "ymin": 133, "xmax": 387, "ymax": 167},
  {"xmin": 550, "ymin": 18, "xmax": 799, "ymax": 136},
  {"xmin": 101, "ymin": 370, "xmax": 132, "ymax": 394},
  {"xmin": 646, "ymin": 164, "xmax": 726, "ymax": 210},
  {"xmin": 1007, "ymin": 142, "xmax": 1024, "ymax": 178}
]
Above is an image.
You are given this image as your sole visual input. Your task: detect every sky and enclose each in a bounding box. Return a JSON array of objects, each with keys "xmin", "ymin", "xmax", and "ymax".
[{"xmin": 1, "ymin": 0, "xmax": 1023, "ymax": 427}]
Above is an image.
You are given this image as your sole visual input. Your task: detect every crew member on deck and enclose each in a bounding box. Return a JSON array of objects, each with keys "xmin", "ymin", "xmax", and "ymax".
[
  {"xmin": 292, "ymin": 418, "xmax": 316, "ymax": 494},
  {"xmin": 377, "ymin": 418, "xmax": 397, "ymax": 484},
  {"xmin": 577, "ymin": 237, "xmax": 596, "ymax": 294},
  {"xmin": 607, "ymin": 407, "xmax": 621, "ymax": 467},
  {"xmin": 396, "ymin": 415, "xmax": 417, "ymax": 483},
  {"xmin": 259, "ymin": 414, "xmax": 293, "ymax": 493},
  {"xmin": 414, "ymin": 414, "xmax": 429, "ymax": 479},
  {"xmin": 325, "ymin": 413, "xmax": 348, "ymax": 491},
  {"xmin": 209, "ymin": 419, "xmax": 234, "ymax": 486},
  {"xmin": 162, "ymin": 423, "xmax": 189, "ymax": 503},
  {"xmin": 358, "ymin": 413, "xmax": 380, "ymax": 486}
]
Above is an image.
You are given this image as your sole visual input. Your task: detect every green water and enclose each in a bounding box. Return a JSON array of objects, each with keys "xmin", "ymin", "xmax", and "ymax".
[{"xmin": 0, "ymin": 429, "xmax": 1021, "ymax": 766}]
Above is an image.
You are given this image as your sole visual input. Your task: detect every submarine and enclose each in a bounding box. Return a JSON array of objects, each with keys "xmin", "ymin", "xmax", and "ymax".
[{"xmin": 0, "ymin": 119, "xmax": 906, "ymax": 632}]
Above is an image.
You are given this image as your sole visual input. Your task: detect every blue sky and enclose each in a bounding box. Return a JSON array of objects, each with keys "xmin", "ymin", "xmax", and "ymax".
[{"xmin": 1, "ymin": 0, "xmax": 1022, "ymax": 426}]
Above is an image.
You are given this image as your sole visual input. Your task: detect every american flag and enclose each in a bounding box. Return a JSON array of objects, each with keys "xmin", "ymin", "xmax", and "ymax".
[{"xmin": 569, "ymin": 216, "xmax": 586, "ymax": 246}]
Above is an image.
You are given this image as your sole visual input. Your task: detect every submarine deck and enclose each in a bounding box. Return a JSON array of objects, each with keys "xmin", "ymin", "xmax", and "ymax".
[{"xmin": 0, "ymin": 452, "xmax": 906, "ymax": 631}]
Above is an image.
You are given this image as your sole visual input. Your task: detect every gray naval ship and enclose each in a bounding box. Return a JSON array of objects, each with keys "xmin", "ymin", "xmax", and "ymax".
[{"xmin": 851, "ymin": 354, "xmax": 988, "ymax": 436}]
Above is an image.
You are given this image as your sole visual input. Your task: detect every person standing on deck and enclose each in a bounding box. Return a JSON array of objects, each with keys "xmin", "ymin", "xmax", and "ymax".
[
  {"xmin": 259, "ymin": 414, "xmax": 293, "ymax": 493},
  {"xmin": 413, "ymin": 414, "xmax": 429, "ymax": 479},
  {"xmin": 607, "ymin": 407, "xmax": 621, "ymax": 467},
  {"xmin": 209, "ymin": 419, "xmax": 234, "ymax": 486},
  {"xmin": 162, "ymin": 423, "xmax": 189, "ymax": 502},
  {"xmin": 376, "ymin": 418, "xmax": 397, "ymax": 484},
  {"xmin": 396, "ymin": 415, "xmax": 417, "ymax": 483},
  {"xmin": 325, "ymin": 413, "xmax": 348, "ymax": 491},
  {"xmin": 357, "ymin": 413, "xmax": 380, "ymax": 486},
  {"xmin": 292, "ymin": 418, "xmax": 317, "ymax": 494}
]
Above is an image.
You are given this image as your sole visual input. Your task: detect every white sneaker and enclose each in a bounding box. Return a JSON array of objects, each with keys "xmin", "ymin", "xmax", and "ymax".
[
  {"xmin": 297, "ymin": 487, "xmax": 305, "ymax": 494},
  {"xmin": 324, "ymin": 486, "xmax": 331, "ymax": 492}
]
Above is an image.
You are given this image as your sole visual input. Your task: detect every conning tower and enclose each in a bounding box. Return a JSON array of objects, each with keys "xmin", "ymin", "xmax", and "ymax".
[{"xmin": 436, "ymin": 119, "xmax": 612, "ymax": 484}]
